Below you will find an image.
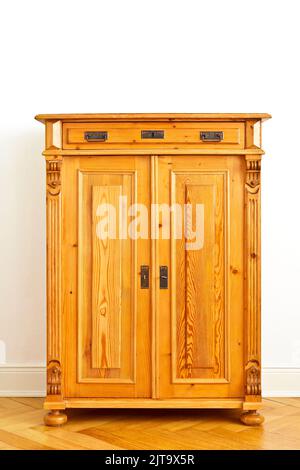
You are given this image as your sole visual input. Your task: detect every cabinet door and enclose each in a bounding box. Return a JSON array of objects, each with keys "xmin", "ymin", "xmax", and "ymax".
[
  {"xmin": 63, "ymin": 156, "xmax": 151, "ymax": 397},
  {"xmin": 157, "ymin": 156, "xmax": 244, "ymax": 398}
]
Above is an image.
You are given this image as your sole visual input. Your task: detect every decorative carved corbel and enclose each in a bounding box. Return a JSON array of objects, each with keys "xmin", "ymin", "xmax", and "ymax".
[
  {"xmin": 47, "ymin": 360, "xmax": 62, "ymax": 395},
  {"xmin": 46, "ymin": 159, "xmax": 62, "ymax": 196},
  {"xmin": 245, "ymin": 158, "xmax": 261, "ymax": 194},
  {"xmin": 245, "ymin": 359, "xmax": 261, "ymax": 395}
]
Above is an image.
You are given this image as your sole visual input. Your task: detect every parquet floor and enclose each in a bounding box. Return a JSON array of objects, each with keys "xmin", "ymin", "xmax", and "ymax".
[{"xmin": 0, "ymin": 398, "xmax": 299, "ymax": 450}]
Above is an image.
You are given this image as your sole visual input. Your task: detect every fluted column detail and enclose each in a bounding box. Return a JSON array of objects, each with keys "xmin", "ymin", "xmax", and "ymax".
[
  {"xmin": 46, "ymin": 156, "xmax": 63, "ymax": 399},
  {"xmin": 244, "ymin": 156, "xmax": 262, "ymax": 397}
]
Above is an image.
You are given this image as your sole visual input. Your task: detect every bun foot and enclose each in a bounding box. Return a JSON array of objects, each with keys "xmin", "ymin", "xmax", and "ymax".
[
  {"xmin": 44, "ymin": 410, "xmax": 67, "ymax": 426},
  {"xmin": 240, "ymin": 410, "xmax": 264, "ymax": 426}
]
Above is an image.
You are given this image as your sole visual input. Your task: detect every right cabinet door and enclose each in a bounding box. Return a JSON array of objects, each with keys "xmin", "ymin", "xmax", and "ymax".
[{"xmin": 157, "ymin": 155, "xmax": 244, "ymax": 398}]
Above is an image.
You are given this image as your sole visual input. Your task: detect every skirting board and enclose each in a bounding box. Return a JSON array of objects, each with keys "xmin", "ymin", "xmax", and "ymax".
[
  {"xmin": 0, "ymin": 364, "xmax": 45, "ymax": 397},
  {"xmin": 262, "ymin": 368, "xmax": 300, "ymax": 397},
  {"xmin": 0, "ymin": 365, "xmax": 299, "ymax": 397}
]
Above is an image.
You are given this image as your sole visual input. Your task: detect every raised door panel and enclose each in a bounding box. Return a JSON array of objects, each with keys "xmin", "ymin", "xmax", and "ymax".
[
  {"xmin": 157, "ymin": 155, "xmax": 244, "ymax": 398},
  {"xmin": 91, "ymin": 185, "xmax": 122, "ymax": 370},
  {"xmin": 173, "ymin": 171, "xmax": 227, "ymax": 381},
  {"xmin": 63, "ymin": 156, "xmax": 151, "ymax": 397},
  {"xmin": 78, "ymin": 171, "xmax": 134, "ymax": 382}
]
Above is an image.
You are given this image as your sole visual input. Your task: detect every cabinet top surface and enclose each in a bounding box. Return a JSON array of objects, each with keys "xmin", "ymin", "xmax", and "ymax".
[{"xmin": 35, "ymin": 113, "xmax": 271, "ymax": 123}]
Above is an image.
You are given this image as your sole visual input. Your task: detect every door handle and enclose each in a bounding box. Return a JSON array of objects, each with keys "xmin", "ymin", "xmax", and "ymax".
[
  {"xmin": 160, "ymin": 266, "xmax": 168, "ymax": 289},
  {"xmin": 140, "ymin": 265, "xmax": 149, "ymax": 289}
]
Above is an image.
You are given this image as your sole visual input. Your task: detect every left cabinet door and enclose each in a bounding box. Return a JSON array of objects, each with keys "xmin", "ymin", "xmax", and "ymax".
[{"xmin": 62, "ymin": 156, "xmax": 151, "ymax": 398}]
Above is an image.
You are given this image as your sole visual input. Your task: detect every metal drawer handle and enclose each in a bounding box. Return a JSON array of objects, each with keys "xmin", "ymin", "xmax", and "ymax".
[
  {"xmin": 200, "ymin": 131, "xmax": 224, "ymax": 142},
  {"xmin": 84, "ymin": 131, "xmax": 108, "ymax": 142},
  {"xmin": 141, "ymin": 130, "xmax": 164, "ymax": 139}
]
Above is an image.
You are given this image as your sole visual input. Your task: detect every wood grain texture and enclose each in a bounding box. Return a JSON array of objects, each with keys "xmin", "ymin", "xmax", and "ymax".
[
  {"xmin": 150, "ymin": 155, "xmax": 159, "ymax": 399},
  {"xmin": 1, "ymin": 398, "xmax": 299, "ymax": 450},
  {"xmin": 158, "ymin": 156, "xmax": 244, "ymax": 398},
  {"xmin": 173, "ymin": 171, "xmax": 227, "ymax": 381},
  {"xmin": 43, "ymin": 397, "xmax": 248, "ymax": 410},
  {"xmin": 63, "ymin": 157, "xmax": 151, "ymax": 398},
  {"xmin": 62, "ymin": 122, "xmax": 244, "ymax": 150},
  {"xmin": 42, "ymin": 148, "xmax": 265, "ymax": 157},
  {"xmin": 185, "ymin": 184, "xmax": 214, "ymax": 372},
  {"xmin": 77, "ymin": 170, "xmax": 136, "ymax": 385},
  {"xmin": 91, "ymin": 185, "xmax": 122, "ymax": 369},
  {"xmin": 36, "ymin": 113, "xmax": 272, "ymax": 123}
]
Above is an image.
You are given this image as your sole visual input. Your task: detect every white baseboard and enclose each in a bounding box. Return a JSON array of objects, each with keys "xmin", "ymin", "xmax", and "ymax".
[
  {"xmin": 0, "ymin": 363, "xmax": 46, "ymax": 397},
  {"xmin": 262, "ymin": 368, "xmax": 300, "ymax": 397},
  {"xmin": 0, "ymin": 364, "xmax": 299, "ymax": 398}
]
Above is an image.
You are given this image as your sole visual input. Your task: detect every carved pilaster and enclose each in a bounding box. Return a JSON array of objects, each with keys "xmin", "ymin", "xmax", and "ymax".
[
  {"xmin": 244, "ymin": 156, "xmax": 262, "ymax": 397},
  {"xmin": 46, "ymin": 156, "xmax": 63, "ymax": 399}
]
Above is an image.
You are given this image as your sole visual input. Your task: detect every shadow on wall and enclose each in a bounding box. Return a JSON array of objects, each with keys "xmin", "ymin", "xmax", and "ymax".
[{"xmin": 0, "ymin": 126, "xmax": 46, "ymax": 364}]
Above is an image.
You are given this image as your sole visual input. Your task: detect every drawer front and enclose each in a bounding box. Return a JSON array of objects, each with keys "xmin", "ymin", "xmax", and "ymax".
[{"xmin": 62, "ymin": 122, "xmax": 245, "ymax": 149}]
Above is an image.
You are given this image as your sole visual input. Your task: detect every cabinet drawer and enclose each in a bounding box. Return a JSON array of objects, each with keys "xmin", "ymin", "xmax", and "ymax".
[{"xmin": 62, "ymin": 122, "xmax": 245, "ymax": 149}]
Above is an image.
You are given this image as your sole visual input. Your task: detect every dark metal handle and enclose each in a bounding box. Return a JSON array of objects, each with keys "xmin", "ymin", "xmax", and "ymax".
[
  {"xmin": 160, "ymin": 266, "xmax": 168, "ymax": 289},
  {"xmin": 200, "ymin": 131, "xmax": 224, "ymax": 142},
  {"xmin": 84, "ymin": 131, "xmax": 108, "ymax": 142},
  {"xmin": 141, "ymin": 130, "xmax": 164, "ymax": 139},
  {"xmin": 140, "ymin": 265, "xmax": 149, "ymax": 289}
]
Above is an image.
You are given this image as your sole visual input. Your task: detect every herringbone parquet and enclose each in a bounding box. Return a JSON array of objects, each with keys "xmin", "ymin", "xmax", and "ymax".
[{"xmin": 0, "ymin": 398, "xmax": 299, "ymax": 450}]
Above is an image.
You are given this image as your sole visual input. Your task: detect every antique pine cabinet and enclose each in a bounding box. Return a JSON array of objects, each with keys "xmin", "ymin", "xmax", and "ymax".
[{"xmin": 36, "ymin": 113, "xmax": 271, "ymax": 426}]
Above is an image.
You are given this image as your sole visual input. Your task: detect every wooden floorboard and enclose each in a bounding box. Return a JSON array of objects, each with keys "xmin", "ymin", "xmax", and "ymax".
[{"xmin": 0, "ymin": 398, "xmax": 299, "ymax": 450}]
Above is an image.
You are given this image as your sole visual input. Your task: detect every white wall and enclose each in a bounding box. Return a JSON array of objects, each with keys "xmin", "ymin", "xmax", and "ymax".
[{"xmin": 0, "ymin": 0, "xmax": 299, "ymax": 395}]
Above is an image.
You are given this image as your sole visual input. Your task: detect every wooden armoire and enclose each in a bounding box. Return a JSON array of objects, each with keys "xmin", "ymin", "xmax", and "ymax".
[{"xmin": 36, "ymin": 113, "xmax": 271, "ymax": 426}]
